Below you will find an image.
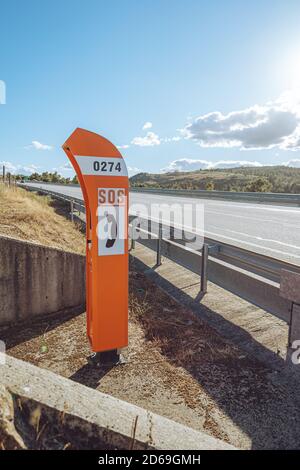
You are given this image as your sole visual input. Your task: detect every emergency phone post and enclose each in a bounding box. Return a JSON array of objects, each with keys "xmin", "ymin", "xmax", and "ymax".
[{"xmin": 62, "ymin": 128, "xmax": 129, "ymax": 363}]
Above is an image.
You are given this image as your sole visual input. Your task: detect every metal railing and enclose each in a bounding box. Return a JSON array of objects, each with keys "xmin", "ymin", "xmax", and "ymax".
[
  {"xmin": 20, "ymin": 183, "xmax": 297, "ymax": 323},
  {"xmin": 128, "ymin": 214, "xmax": 293, "ymax": 323},
  {"xmin": 19, "ymin": 184, "xmax": 86, "ymax": 216},
  {"xmin": 131, "ymin": 187, "xmax": 300, "ymax": 206}
]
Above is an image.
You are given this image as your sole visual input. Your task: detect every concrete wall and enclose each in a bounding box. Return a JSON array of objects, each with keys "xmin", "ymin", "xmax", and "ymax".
[
  {"xmin": 0, "ymin": 235, "xmax": 85, "ymax": 326},
  {"xmin": 1, "ymin": 356, "xmax": 236, "ymax": 450}
]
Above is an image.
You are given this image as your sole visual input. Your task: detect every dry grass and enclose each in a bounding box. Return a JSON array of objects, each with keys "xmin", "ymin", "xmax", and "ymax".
[
  {"xmin": 129, "ymin": 269, "xmax": 242, "ymax": 367},
  {"xmin": 0, "ymin": 184, "xmax": 85, "ymax": 254}
]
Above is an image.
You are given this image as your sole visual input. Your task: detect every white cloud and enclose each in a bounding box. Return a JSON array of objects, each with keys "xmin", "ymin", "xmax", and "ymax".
[
  {"xmin": 25, "ymin": 140, "xmax": 53, "ymax": 150},
  {"xmin": 162, "ymin": 159, "xmax": 264, "ymax": 172},
  {"xmin": 283, "ymin": 159, "xmax": 300, "ymax": 168},
  {"xmin": 161, "ymin": 157, "xmax": 300, "ymax": 172},
  {"xmin": 60, "ymin": 162, "xmax": 74, "ymax": 171},
  {"xmin": 0, "ymin": 160, "xmax": 39, "ymax": 175},
  {"xmin": 0, "ymin": 80, "xmax": 6, "ymax": 105},
  {"xmin": 128, "ymin": 166, "xmax": 142, "ymax": 176},
  {"xmin": 21, "ymin": 164, "xmax": 40, "ymax": 174},
  {"xmin": 163, "ymin": 136, "xmax": 182, "ymax": 143},
  {"xmin": 131, "ymin": 131, "xmax": 161, "ymax": 147},
  {"xmin": 115, "ymin": 124, "xmax": 182, "ymax": 149},
  {"xmin": 51, "ymin": 162, "xmax": 76, "ymax": 176},
  {"xmin": 117, "ymin": 144, "xmax": 130, "ymax": 149},
  {"xmin": 182, "ymin": 90, "xmax": 300, "ymax": 151}
]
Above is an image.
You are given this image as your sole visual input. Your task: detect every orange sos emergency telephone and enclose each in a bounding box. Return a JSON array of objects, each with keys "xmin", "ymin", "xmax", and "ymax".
[{"xmin": 62, "ymin": 128, "xmax": 129, "ymax": 355}]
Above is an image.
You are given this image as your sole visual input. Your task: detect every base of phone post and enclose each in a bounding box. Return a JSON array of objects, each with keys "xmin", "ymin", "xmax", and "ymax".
[{"xmin": 87, "ymin": 349, "xmax": 126, "ymax": 367}]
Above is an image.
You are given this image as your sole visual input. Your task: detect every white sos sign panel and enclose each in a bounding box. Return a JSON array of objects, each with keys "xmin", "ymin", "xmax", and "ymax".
[
  {"xmin": 75, "ymin": 156, "xmax": 128, "ymax": 176},
  {"xmin": 97, "ymin": 188, "xmax": 127, "ymax": 256}
]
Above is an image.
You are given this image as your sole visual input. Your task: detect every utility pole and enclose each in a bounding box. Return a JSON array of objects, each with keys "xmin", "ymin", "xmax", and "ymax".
[{"xmin": 2, "ymin": 165, "xmax": 5, "ymax": 183}]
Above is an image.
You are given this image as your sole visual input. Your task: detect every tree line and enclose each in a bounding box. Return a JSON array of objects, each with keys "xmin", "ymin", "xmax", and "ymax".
[{"xmin": 16, "ymin": 172, "xmax": 78, "ymax": 185}]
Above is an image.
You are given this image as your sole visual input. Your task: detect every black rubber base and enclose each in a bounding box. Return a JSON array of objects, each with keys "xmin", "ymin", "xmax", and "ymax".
[{"xmin": 87, "ymin": 349, "xmax": 126, "ymax": 367}]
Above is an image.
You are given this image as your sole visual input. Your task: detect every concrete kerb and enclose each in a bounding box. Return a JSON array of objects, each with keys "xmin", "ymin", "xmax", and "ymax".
[{"xmin": 0, "ymin": 355, "xmax": 236, "ymax": 450}]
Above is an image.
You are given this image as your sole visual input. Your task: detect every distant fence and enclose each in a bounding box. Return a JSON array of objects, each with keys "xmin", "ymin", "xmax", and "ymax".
[
  {"xmin": 131, "ymin": 187, "xmax": 300, "ymax": 206},
  {"xmin": 20, "ymin": 182, "xmax": 300, "ymax": 206}
]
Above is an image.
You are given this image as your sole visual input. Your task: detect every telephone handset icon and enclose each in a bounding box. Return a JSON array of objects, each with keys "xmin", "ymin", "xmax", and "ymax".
[{"xmin": 104, "ymin": 212, "xmax": 118, "ymax": 248}]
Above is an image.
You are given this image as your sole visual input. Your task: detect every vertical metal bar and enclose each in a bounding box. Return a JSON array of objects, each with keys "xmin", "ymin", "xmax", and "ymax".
[
  {"xmin": 200, "ymin": 243, "xmax": 208, "ymax": 294},
  {"xmin": 170, "ymin": 213, "xmax": 175, "ymax": 241},
  {"xmin": 148, "ymin": 218, "xmax": 151, "ymax": 239},
  {"xmin": 288, "ymin": 301, "xmax": 294, "ymax": 348},
  {"xmin": 131, "ymin": 227, "xmax": 136, "ymax": 250},
  {"xmin": 156, "ymin": 221, "xmax": 162, "ymax": 266},
  {"xmin": 131, "ymin": 220, "xmax": 136, "ymax": 250},
  {"xmin": 131, "ymin": 237, "xmax": 135, "ymax": 250},
  {"xmin": 70, "ymin": 200, "xmax": 74, "ymax": 222}
]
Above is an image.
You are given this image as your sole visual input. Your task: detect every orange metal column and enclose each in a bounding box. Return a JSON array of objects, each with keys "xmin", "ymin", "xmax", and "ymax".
[{"xmin": 62, "ymin": 128, "xmax": 129, "ymax": 352}]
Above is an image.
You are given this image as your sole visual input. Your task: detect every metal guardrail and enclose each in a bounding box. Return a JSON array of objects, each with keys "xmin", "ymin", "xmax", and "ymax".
[
  {"xmin": 128, "ymin": 213, "xmax": 300, "ymax": 284},
  {"xmin": 131, "ymin": 187, "xmax": 300, "ymax": 206},
  {"xmin": 20, "ymin": 182, "xmax": 300, "ymax": 205},
  {"xmin": 129, "ymin": 214, "xmax": 292, "ymax": 323},
  {"xmin": 20, "ymin": 184, "xmax": 86, "ymax": 215},
  {"xmin": 20, "ymin": 183, "xmax": 296, "ymax": 323}
]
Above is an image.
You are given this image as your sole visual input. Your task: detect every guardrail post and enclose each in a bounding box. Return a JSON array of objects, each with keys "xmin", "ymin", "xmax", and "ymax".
[
  {"xmin": 70, "ymin": 200, "xmax": 74, "ymax": 223},
  {"xmin": 148, "ymin": 218, "xmax": 151, "ymax": 237},
  {"xmin": 131, "ymin": 238, "xmax": 135, "ymax": 250},
  {"xmin": 168, "ymin": 212, "xmax": 174, "ymax": 241},
  {"xmin": 156, "ymin": 222, "xmax": 163, "ymax": 266},
  {"xmin": 130, "ymin": 219, "xmax": 137, "ymax": 250},
  {"xmin": 200, "ymin": 243, "xmax": 209, "ymax": 294}
]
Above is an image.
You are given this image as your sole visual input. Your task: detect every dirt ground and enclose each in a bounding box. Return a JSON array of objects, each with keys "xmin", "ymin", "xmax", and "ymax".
[{"xmin": 2, "ymin": 258, "xmax": 300, "ymax": 450}]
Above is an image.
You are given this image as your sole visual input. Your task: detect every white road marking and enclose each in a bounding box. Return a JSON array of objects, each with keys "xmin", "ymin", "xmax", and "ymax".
[
  {"xmin": 209, "ymin": 226, "xmax": 300, "ymax": 251},
  {"xmin": 205, "ymin": 209, "xmax": 300, "ymax": 228},
  {"xmin": 205, "ymin": 230, "xmax": 300, "ymax": 260}
]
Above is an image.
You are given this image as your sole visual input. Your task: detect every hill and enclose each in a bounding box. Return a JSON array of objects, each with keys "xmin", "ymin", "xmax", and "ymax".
[
  {"xmin": 0, "ymin": 184, "xmax": 85, "ymax": 254},
  {"xmin": 130, "ymin": 166, "xmax": 300, "ymax": 193}
]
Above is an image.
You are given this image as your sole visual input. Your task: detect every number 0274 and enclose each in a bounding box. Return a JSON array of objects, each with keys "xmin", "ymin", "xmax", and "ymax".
[{"xmin": 93, "ymin": 161, "xmax": 121, "ymax": 172}]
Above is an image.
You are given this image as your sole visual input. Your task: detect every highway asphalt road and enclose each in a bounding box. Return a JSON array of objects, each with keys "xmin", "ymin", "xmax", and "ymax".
[{"xmin": 24, "ymin": 182, "xmax": 300, "ymax": 265}]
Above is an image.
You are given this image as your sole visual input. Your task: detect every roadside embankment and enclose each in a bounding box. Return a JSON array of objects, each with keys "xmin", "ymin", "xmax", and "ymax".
[
  {"xmin": 0, "ymin": 184, "xmax": 85, "ymax": 253},
  {"xmin": 0, "ymin": 185, "xmax": 85, "ymax": 325}
]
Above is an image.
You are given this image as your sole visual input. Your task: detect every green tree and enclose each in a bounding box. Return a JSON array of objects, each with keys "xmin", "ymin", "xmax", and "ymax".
[
  {"xmin": 205, "ymin": 181, "xmax": 215, "ymax": 191},
  {"xmin": 245, "ymin": 177, "xmax": 272, "ymax": 192},
  {"xmin": 29, "ymin": 172, "xmax": 41, "ymax": 181}
]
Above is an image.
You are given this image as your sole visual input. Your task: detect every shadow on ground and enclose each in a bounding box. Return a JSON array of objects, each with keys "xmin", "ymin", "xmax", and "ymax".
[
  {"xmin": 70, "ymin": 363, "xmax": 115, "ymax": 389},
  {"xmin": 130, "ymin": 256, "xmax": 300, "ymax": 450},
  {"xmin": 0, "ymin": 305, "xmax": 84, "ymax": 349},
  {"xmin": 3, "ymin": 254, "xmax": 300, "ymax": 449}
]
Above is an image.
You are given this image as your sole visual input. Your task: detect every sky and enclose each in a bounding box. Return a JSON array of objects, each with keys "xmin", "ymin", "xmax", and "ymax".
[{"xmin": 1, "ymin": 0, "xmax": 300, "ymax": 177}]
